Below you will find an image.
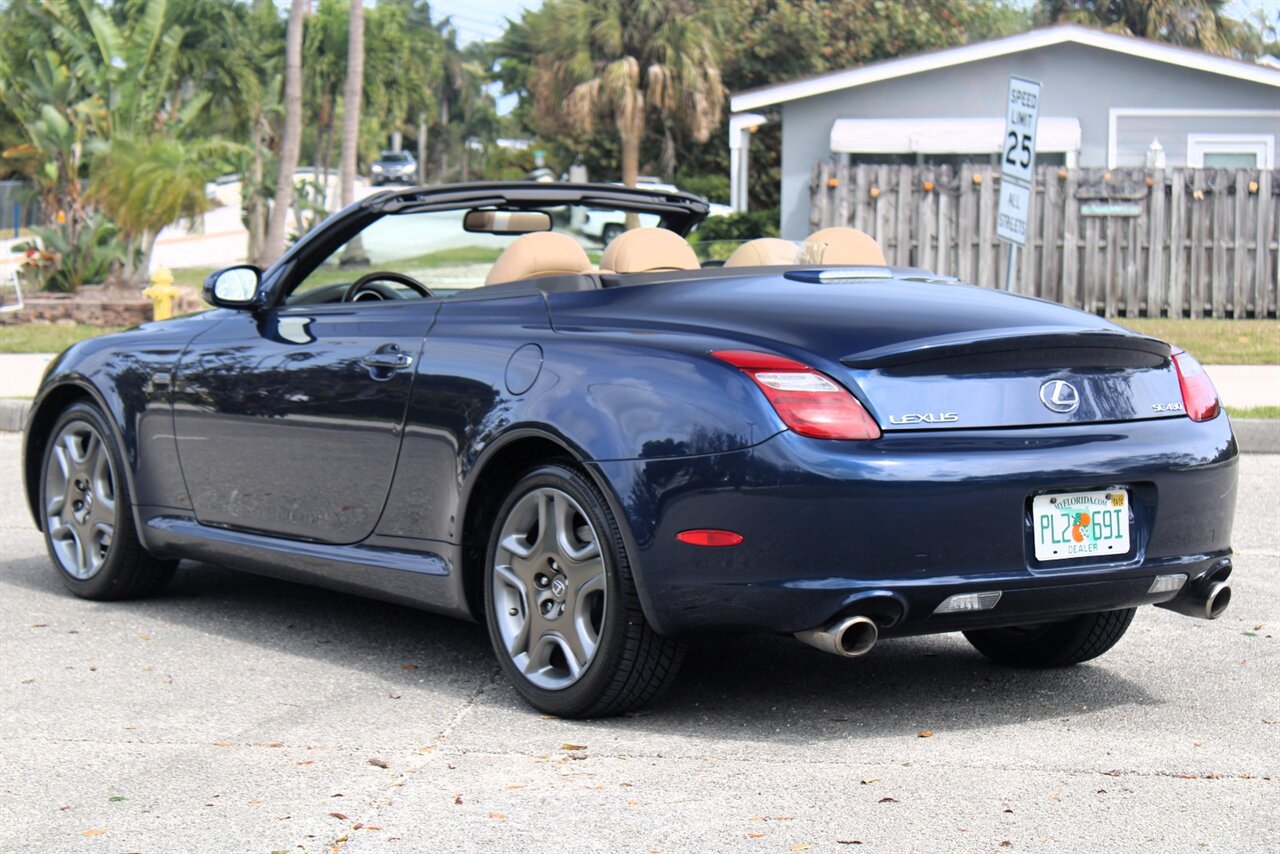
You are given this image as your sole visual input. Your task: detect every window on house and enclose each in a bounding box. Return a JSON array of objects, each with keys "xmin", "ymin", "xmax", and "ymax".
[{"xmin": 1187, "ymin": 134, "xmax": 1274, "ymax": 169}]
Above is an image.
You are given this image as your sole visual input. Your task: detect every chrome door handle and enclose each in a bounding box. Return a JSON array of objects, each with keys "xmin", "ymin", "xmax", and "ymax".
[{"xmin": 361, "ymin": 351, "xmax": 413, "ymax": 370}]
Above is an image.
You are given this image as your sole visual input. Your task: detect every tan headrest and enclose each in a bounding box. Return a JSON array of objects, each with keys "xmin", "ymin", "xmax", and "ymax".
[
  {"xmin": 723, "ymin": 238, "xmax": 798, "ymax": 267},
  {"xmin": 485, "ymin": 232, "xmax": 594, "ymax": 285},
  {"xmin": 802, "ymin": 227, "xmax": 887, "ymax": 266},
  {"xmin": 600, "ymin": 227, "xmax": 700, "ymax": 274}
]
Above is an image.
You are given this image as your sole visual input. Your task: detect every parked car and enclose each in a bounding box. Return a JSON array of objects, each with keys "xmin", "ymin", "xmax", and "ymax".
[
  {"xmin": 578, "ymin": 178, "xmax": 733, "ymax": 244},
  {"xmin": 370, "ymin": 150, "xmax": 417, "ymax": 186},
  {"xmin": 23, "ymin": 181, "xmax": 1237, "ymax": 718}
]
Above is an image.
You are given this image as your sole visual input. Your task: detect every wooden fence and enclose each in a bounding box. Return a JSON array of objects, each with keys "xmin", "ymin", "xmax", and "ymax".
[{"xmin": 809, "ymin": 163, "xmax": 1278, "ymax": 318}]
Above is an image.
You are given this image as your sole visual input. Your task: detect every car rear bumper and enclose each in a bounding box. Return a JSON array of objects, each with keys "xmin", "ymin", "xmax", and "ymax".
[{"xmin": 590, "ymin": 415, "xmax": 1238, "ymax": 638}]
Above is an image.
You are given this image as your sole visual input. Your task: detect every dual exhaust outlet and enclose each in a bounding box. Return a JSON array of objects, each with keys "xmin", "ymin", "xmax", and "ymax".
[{"xmin": 798, "ymin": 570, "xmax": 1232, "ymax": 659}]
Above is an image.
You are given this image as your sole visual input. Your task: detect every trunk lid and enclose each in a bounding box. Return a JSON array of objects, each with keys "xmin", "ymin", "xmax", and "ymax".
[{"xmin": 549, "ymin": 269, "xmax": 1184, "ymax": 431}]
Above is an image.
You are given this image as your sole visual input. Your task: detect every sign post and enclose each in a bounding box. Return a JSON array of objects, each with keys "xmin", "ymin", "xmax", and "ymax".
[{"xmin": 996, "ymin": 76, "xmax": 1041, "ymax": 291}]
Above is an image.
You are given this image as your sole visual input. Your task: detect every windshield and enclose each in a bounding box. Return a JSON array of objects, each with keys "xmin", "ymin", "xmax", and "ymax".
[{"xmin": 379, "ymin": 152, "xmax": 413, "ymax": 163}]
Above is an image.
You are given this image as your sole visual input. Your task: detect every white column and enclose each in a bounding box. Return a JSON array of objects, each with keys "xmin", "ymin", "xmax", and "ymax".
[{"xmin": 728, "ymin": 113, "xmax": 768, "ymax": 213}]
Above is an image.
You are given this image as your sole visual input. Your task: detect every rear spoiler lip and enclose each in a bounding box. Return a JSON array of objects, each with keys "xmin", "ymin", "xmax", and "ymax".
[{"xmin": 841, "ymin": 328, "xmax": 1171, "ymax": 369}]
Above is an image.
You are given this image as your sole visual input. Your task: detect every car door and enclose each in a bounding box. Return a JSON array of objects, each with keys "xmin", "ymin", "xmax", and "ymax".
[{"xmin": 172, "ymin": 297, "xmax": 437, "ymax": 544}]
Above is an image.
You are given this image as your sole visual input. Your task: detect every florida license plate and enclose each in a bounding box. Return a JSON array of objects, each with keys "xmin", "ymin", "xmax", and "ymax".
[{"xmin": 1032, "ymin": 489, "xmax": 1130, "ymax": 562}]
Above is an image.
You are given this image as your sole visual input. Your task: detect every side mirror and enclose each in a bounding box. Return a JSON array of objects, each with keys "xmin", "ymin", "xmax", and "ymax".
[{"xmin": 204, "ymin": 265, "xmax": 262, "ymax": 307}]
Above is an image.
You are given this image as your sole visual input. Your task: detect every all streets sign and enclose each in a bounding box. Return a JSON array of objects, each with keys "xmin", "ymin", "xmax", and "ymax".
[{"xmin": 996, "ymin": 76, "xmax": 1041, "ymax": 249}]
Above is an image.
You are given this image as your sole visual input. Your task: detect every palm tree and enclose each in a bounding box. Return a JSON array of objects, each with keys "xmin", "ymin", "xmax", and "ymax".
[
  {"xmin": 511, "ymin": 0, "xmax": 726, "ymax": 188},
  {"xmin": 89, "ymin": 137, "xmax": 238, "ymax": 283},
  {"xmin": 1038, "ymin": 0, "xmax": 1262, "ymax": 58},
  {"xmin": 263, "ymin": 0, "xmax": 306, "ymax": 266}
]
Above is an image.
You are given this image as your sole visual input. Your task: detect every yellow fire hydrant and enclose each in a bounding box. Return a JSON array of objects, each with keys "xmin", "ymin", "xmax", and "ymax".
[{"xmin": 143, "ymin": 266, "xmax": 178, "ymax": 321}]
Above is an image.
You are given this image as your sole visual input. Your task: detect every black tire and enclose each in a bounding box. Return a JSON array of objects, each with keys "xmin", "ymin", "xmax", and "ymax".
[
  {"xmin": 483, "ymin": 462, "xmax": 684, "ymax": 718},
  {"xmin": 38, "ymin": 402, "xmax": 177, "ymax": 600},
  {"xmin": 963, "ymin": 608, "xmax": 1137, "ymax": 667},
  {"xmin": 601, "ymin": 223, "xmax": 624, "ymax": 245}
]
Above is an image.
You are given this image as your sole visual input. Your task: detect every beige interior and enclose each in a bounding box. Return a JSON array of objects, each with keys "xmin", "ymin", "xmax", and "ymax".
[
  {"xmin": 723, "ymin": 238, "xmax": 799, "ymax": 267},
  {"xmin": 485, "ymin": 231, "xmax": 595, "ymax": 285},
  {"xmin": 600, "ymin": 227, "xmax": 700, "ymax": 274},
  {"xmin": 801, "ymin": 227, "xmax": 887, "ymax": 266}
]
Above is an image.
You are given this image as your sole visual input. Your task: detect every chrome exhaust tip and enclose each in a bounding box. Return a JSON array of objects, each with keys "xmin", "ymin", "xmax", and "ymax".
[
  {"xmin": 795, "ymin": 615, "xmax": 879, "ymax": 658},
  {"xmin": 1156, "ymin": 579, "xmax": 1232, "ymax": 620}
]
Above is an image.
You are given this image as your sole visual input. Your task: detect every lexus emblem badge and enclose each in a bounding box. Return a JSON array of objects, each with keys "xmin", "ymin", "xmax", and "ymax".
[{"xmin": 1040, "ymin": 380, "xmax": 1080, "ymax": 414}]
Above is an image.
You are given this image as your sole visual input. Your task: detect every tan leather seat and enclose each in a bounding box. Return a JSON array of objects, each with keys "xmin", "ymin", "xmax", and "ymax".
[
  {"xmin": 600, "ymin": 227, "xmax": 700, "ymax": 274},
  {"xmin": 723, "ymin": 238, "xmax": 798, "ymax": 267},
  {"xmin": 801, "ymin": 227, "xmax": 887, "ymax": 266},
  {"xmin": 485, "ymin": 232, "xmax": 594, "ymax": 285}
]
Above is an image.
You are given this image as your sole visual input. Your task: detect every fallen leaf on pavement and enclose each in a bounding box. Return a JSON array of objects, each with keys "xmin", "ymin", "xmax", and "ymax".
[
  {"xmin": 860, "ymin": 778, "xmax": 879, "ymax": 785},
  {"xmin": 81, "ymin": 829, "xmax": 106, "ymax": 837},
  {"xmin": 454, "ymin": 795, "xmax": 463, "ymax": 805},
  {"xmin": 368, "ymin": 758, "xmax": 389, "ymax": 769},
  {"xmin": 400, "ymin": 663, "xmax": 418, "ymax": 671},
  {"xmin": 878, "ymin": 797, "xmax": 897, "ymax": 804},
  {"xmin": 917, "ymin": 731, "xmax": 934, "ymax": 738},
  {"xmin": 1000, "ymin": 842, "xmax": 1013, "ymax": 848},
  {"xmin": 297, "ymin": 760, "xmax": 314, "ymax": 765},
  {"xmin": 561, "ymin": 743, "xmax": 587, "ymax": 750},
  {"xmin": 489, "ymin": 812, "xmax": 506, "ymax": 820},
  {"xmin": 747, "ymin": 833, "xmax": 765, "ymax": 839},
  {"xmin": 836, "ymin": 841, "xmax": 864, "ymax": 845},
  {"xmin": 30, "ymin": 623, "xmax": 47, "ymax": 628},
  {"xmin": 790, "ymin": 845, "xmax": 812, "ymax": 851},
  {"xmin": 365, "ymin": 826, "xmax": 383, "ymax": 831},
  {"xmin": 329, "ymin": 812, "xmax": 348, "ymax": 820}
]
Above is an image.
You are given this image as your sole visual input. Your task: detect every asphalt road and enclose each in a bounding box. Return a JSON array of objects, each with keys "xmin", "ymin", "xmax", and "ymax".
[{"xmin": 1, "ymin": 433, "xmax": 1276, "ymax": 853}]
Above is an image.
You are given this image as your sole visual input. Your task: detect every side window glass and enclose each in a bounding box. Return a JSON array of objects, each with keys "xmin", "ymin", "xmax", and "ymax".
[{"xmin": 286, "ymin": 210, "xmax": 519, "ymax": 304}]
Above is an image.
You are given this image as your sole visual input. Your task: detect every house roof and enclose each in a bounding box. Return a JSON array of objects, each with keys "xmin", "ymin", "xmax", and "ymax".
[{"xmin": 730, "ymin": 24, "xmax": 1280, "ymax": 113}]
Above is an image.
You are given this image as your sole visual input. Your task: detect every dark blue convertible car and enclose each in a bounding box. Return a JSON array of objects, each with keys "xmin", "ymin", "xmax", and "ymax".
[{"xmin": 24, "ymin": 182, "xmax": 1238, "ymax": 717}]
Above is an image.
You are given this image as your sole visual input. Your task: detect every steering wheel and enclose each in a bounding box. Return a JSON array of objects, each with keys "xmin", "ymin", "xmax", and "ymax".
[{"xmin": 343, "ymin": 271, "xmax": 433, "ymax": 302}]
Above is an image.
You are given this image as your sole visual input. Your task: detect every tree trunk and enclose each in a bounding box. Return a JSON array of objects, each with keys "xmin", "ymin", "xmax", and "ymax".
[
  {"xmin": 263, "ymin": 0, "xmax": 305, "ymax": 266},
  {"xmin": 618, "ymin": 102, "xmax": 644, "ymax": 229},
  {"xmin": 438, "ymin": 95, "xmax": 449, "ymax": 181},
  {"xmin": 417, "ymin": 112, "xmax": 428, "ymax": 184},
  {"xmin": 339, "ymin": 0, "xmax": 364, "ymax": 210}
]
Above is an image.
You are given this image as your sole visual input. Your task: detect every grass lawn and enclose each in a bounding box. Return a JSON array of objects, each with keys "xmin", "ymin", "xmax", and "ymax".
[
  {"xmin": 0, "ymin": 323, "xmax": 125, "ymax": 353},
  {"xmin": 1117, "ymin": 319, "xmax": 1279, "ymax": 364},
  {"xmin": 1227, "ymin": 405, "xmax": 1280, "ymax": 420}
]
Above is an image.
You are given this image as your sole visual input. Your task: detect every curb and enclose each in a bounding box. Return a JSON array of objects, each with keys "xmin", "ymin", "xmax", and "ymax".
[
  {"xmin": 0, "ymin": 397, "xmax": 1276, "ymax": 453},
  {"xmin": 0, "ymin": 398, "xmax": 29, "ymax": 433},
  {"xmin": 1231, "ymin": 419, "xmax": 1280, "ymax": 455}
]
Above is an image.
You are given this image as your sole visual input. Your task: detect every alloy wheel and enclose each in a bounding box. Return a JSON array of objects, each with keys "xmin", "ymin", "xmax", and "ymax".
[
  {"xmin": 43, "ymin": 419, "xmax": 116, "ymax": 580},
  {"xmin": 491, "ymin": 486, "xmax": 608, "ymax": 690}
]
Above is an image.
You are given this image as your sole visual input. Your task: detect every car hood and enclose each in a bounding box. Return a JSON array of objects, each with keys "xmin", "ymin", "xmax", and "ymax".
[{"xmin": 548, "ymin": 269, "xmax": 1187, "ymax": 431}]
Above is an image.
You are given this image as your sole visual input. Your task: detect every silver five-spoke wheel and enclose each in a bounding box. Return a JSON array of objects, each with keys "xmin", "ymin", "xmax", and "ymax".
[
  {"xmin": 491, "ymin": 486, "xmax": 607, "ymax": 690},
  {"xmin": 44, "ymin": 419, "xmax": 116, "ymax": 580}
]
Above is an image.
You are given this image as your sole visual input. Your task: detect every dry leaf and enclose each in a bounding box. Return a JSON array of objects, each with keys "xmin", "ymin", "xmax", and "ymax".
[
  {"xmin": 878, "ymin": 797, "xmax": 897, "ymax": 804},
  {"xmin": 212, "ymin": 741, "xmax": 232, "ymax": 748},
  {"xmin": 81, "ymin": 829, "xmax": 107, "ymax": 837},
  {"xmin": 365, "ymin": 826, "xmax": 383, "ymax": 831},
  {"xmin": 999, "ymin": 842, "xmax": 1013, "ymax": 848},
  {"xmin": 489, "ymin": 812, "xmax": 506, "ymax": 820},
  {"xmin": 507, "ymin": 784, "xmax": 526, "ymax": 790},
  {"xmin": 837, "ymin": 841, "xmax": 865, "ymax": 845},
  {"xmin": 329, "ymin": 812, "xmax": 348, "ymax": 820},
  {"xmin": 917, "ymin": 731, "xmax": 934, "ymax": 738},
  {"xmin": 140, "ymin": 634, "xmax": 150, "ymax": 641},
  {"xmin": 30, "ymin": 623, "xmax": 48, "ymax": 628},
  {"xmin": 561, "ymin": 743, "xmax": 588, "ymax": 751},
  {"xmin": 368, "ymin": 758, "xmax": 389, "ymax": 769},
  {"xmin": 627, "ymin": 799, "xmax": 639, "ymax": 806},
  {"xmin": 790, "ymin": 845, "xmax": 812, "ymax": 851},
  {"xmin": 297, "ymin": 760, "xmax": 314, "ymax": 766},
  {"xmin": 860, "ymin": 778, "xmax": 879, "ymax": 785},
  {"xmin": 400, "ymin": 663, "xmax": 418, "ymax": 671},
  {"xmin": 1003, "ymin": 808, "xmax": 1014, "ymax": 814},
  {"xmin": 747, "ymin": 832, "xmax": 765, "ymax": 839},
  {"xmin": 454, "ymin": 795, "xmax": 463, "ymax": 805}
]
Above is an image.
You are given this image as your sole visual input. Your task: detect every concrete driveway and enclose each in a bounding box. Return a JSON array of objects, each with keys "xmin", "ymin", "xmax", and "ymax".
[{"xmin": 1, "ymin": 435, "xmax": 1276, "ymax": 853}]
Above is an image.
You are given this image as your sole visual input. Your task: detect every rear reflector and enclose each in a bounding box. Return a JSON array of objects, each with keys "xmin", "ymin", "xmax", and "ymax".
[
  {"xmin": 710, "ymin": 350, "xmax": 881, "ymax": 440},
  {"xmin": 1171, "ymin": 348, "xmax": 1220, "ymax": 422},
  {"xmin": 932, "ymin": 591, "xmax": 1002, "ymax": 615},
  {"xmin": 676, "ymin": 529, "xmax": 744, "ymax": 547},
  {"xmin": 1149, "ymin": 573, "xmax": 1188, "ymax": 595}
]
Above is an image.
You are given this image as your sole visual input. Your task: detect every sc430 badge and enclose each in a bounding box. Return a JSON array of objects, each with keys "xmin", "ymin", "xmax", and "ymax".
[{"xmin": 888, "ymin": 412, "xmax": 960, "ymax": 425}]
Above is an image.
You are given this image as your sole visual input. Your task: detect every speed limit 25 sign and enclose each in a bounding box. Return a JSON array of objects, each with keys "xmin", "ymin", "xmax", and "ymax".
[{"xmin": 997, "ymin": 76, "xmax": 1041, "ymax": 247}]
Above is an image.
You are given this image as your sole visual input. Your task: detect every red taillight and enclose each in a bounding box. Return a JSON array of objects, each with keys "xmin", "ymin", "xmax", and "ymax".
[
  {"xmin": 1171, "ymin": 348, "xmax": 1220, "ymax": 422},
  {"xmin": 676, "ymin": 529, "xmax": 744, "ymax": 547},
  {"xmin": 710, "ymin": 349, "xmax": 881, "ymax": 440}
]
